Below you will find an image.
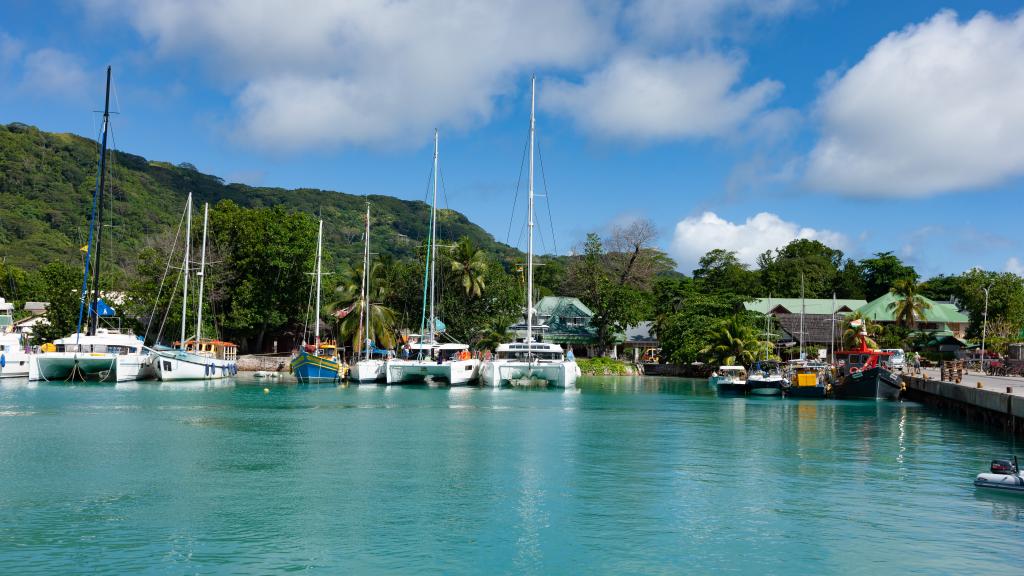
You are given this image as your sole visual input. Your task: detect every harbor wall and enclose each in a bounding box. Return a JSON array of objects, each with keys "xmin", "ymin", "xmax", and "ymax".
[
  {"xmin": 237, "ymin": 354, "xmax": 290, "ymax": 372},
  {"xmin": 902, "ymin": 374, "xmax": 1024, "ymax": 437}
]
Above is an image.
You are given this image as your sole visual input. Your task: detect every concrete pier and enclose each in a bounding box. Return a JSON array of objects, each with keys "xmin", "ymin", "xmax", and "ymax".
[{"xmin": 902, "ymin": 368, "xmax": 1024, "ymax": 436}]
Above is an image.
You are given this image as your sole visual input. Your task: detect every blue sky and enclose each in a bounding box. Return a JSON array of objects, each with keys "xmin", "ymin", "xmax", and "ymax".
[{"xmin": 3, "ymin": 1, "xmax": 1023, "ymax": 278}]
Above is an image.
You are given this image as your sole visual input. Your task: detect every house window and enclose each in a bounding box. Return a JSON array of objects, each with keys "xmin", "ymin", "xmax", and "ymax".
[{"xmin": 565, "ymin": 316, "xmax": 586, "ymax": 327}]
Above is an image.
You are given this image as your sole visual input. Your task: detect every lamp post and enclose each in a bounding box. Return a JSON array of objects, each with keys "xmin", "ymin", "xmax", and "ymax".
[{"xmin": 980, "ymin": 283, "xmax": 992, "ymax": 373}]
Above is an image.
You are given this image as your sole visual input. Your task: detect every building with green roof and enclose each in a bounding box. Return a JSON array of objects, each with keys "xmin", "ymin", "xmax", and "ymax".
[
  {"xmin": 510, "ymin": 296, "xmax": 602, "ymax": 352},
  {"xmin": 854, "ymin": 293, "xmax": 970, "ymax": 337}
]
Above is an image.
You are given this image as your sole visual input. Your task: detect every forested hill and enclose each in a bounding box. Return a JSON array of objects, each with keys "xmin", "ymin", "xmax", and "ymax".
[{"xmin": 0, "ymin": 122, "xmax": 521, "ymax": 272}]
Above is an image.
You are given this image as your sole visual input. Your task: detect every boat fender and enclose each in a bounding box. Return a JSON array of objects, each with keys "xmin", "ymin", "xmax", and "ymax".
[{"xmin": 850, "ymin": 367, "xmax": 860, "ymax": 374}]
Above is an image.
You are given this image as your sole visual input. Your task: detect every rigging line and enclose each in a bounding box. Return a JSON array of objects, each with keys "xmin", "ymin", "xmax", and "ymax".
[
  {"xmin": 143, "ymin": 201, "xmax": 187, "ymax": 343},
  {"xmin": 505, "ymin": 124, "xmax": 530, "ymax": 245},
  {"xmin": 536, "ymin": 131, "xmax": 558, "ymax": 255},
  {"xmin": 155, "ymin": 253, "xmax": 183, "ymax": 345}
]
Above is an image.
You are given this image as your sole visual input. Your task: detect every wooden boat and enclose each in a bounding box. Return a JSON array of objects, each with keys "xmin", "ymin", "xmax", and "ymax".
[{"xmin": 832, "ymin": 320, "xmax": 901, "ymax": 400}]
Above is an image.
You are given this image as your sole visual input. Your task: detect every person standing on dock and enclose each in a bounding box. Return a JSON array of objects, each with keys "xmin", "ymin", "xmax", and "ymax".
[{"xmin": 913, "ymin": 352, "xmax": 922, "ymax": 375}]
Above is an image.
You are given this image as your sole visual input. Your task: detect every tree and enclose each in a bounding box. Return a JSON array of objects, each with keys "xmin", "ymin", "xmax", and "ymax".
[
  {"xmin": 693, "ymin": 249, "xmax": 761, "ymax": 297},
  {"xmin": 655, "ymin": 290, "xmax": 744, "ymax": 364},
  {"xmin": 757, "ymin": 239, "xmax": 844, "ymax": 299},
  {"xmin": 328, "ymin": 262, "xmax": 397, "ymax": 355},
  {"xmin": 605, "ymin": 218, "xmax": 675, "ymax": 289},
  {"xmin": 31, "ymin": 262, "xmax": 81, "ymax": 344},
  {"xmin": 842, "ymin": 312, "xmax": 882, "ymax": 349},
  {"xmin": 860, "ymin": 252, "xmax": 918, "ymax": 301},
  {"xmin": 956, "ymin": 269, "xmax": 1024, "ymax": 340},
  {"xmin": 448, "ymin": 236, "xmax": 488, "ymax": 298},
  {"xmin": 439, "ymin": 259, "xmax": 522, "ymax": 347},
  {"xmin": 919, "ymin": 274, "xmax": 962, "ymax": 302},
  {"xmin": 887, "ymin": 278, "xmax": 932, "ymax": 328},
  {"xmin": 699, "ymin": 314, "xmax": 766, "ymax": 367},
  {"xmin": 834, "ymin": 259, "xmax": 867, "ymax": 299}
]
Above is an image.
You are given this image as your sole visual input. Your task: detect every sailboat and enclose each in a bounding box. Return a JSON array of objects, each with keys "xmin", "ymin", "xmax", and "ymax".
[
  {"xmin": 290, "ymin": 219, "xmax": 343, "ymax": 383},
  {"xmin": 349, "ymin": 203, "xmax": 387, "ymax": 383},
  {"xmin": 30, "ymin": 66, "xmax": 152, "ymax": 383},
  {"xmin": 479, "ymin": 76, "xmax": 580, "ymax": 389},
  {"xmin": 384, "ymin": 130, "xmax": 480, "ymax": 385},
  {"xmin": 151, "ymin": 198, "xmax": 238, "ymax": 380},
  {"xmin": 0, "ymin": 298, "xmax": 32, "ymax": 378},
  {"xmin": 747, "ymin": 294, "xmax": 785, "ymax": 396}
]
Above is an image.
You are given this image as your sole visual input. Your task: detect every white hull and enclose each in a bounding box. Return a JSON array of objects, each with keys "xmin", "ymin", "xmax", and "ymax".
[
  {"xmin": 151, "ymin": 351, "xmax": 236, "ymax": 381},
  {"xmin": 385, "ymin": 359, "xmax": 480, "ymax": 385},
  {"xmin": 349, "ymin": 358, "xmax": 386, "ymax": 382},
  {"xmin": 30, "ymin": 352, "xmax": 148, "ymax": 383},
  {"xmin": 479, "ymin": 359, "xmax": 579, "ymax": 389},
  {"xmin": 0, "ymin": 350, "xmax": 31, "ymax": 378}
]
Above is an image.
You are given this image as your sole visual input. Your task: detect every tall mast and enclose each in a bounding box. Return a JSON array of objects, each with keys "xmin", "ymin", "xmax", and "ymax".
[
  {"xmin": 429, "ymin": 129, "xmax": 438, "ymax": 346},
  {"xmin": 362, "ymin": 202, "xmax": 372, "ymax": 360},
  {"xmin": 180, "ymin": 193, "xmax": 192, "ymax": 348},
  {"xmin": 526, "ymin": 75, "xmax": 536, "ymax": 355},
  {"xmin": 799, "ymin": 274, "xmax": 806, "ymax": 359},
  {"xmin": 196, "ymin": 202, "xmax": 209, "ymax": 345},
  {"xmin": 765, "ymin": 294, "xmax": 772, "ymax": 361},
  {"xmin": 87, "ymin": 65, "xmax": 112, "ymax": 336},
  {"xmin": 830, "ymin": 292, "xmax": 836, "ymax": 363},
  {"xmin": 314, "ymin": 219, "xmax": 323, "ymax": 347}
]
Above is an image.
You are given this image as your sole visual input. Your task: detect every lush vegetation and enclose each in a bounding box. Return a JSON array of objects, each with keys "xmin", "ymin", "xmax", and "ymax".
[{"xmin": 3, "ymin": 123, "xmax": 1024, "ymax": 362}]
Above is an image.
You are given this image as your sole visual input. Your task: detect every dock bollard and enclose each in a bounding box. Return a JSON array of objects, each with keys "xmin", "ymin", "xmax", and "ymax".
[
  {"xmin": 1009, "ymin": 387, "xmax": 1014, "ymax": 394},
  {"xmin": 976, "ymin": 382, "xmax": 983, "ymax": 389}
]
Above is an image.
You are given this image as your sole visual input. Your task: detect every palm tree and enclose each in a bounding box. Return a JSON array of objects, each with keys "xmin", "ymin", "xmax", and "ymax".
[
  {"xmin": 842, "ymin": 311, "xmax": 882, "ymax": 348},
  {"xmin": 448, "ymin": 237, "xmax": 488, "ymax": 298},
  {"xmin": 475, "ymin": 319, "xmax": 514, "ymax": 352},
  {"xmin": 700, "ymin": 316, "xmax": 766, "ymax": 367},
  {"xmin": 887, "ymin": 278, "xmax": 931, "ymax": 328},
  {"xmin": 328, "ymin": 263, "xmax": 397, "ymax": 355}
]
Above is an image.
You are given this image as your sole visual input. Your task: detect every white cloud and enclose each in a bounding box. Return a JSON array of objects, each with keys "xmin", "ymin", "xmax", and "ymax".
[
  {"xmin": 624, "ymin": 0, "xmax": 809, "ymax": 45},
  {"xmin": 806, "ymin": 10, "xmax": 1024, "ymax": 196},
  {"xmin": 20, "ymin": 48, "xmax": 90, "ymax": 98},
  {"xmin": 85, "ymin": 0, "xmax": 612, "ymax": 149},
  {"xmin": 543, "ymin": 53, "xmax": 781, "ymax": 141},
  {"xmin": 0, "ymin": 32, "xmax": 22, "ymax": 66},
  {"xmin": 1007, "ymin": 257, "xmax": 1024, "ymax": 275},
  {"xmin": 670, "ymin": 211, "xmax": 846, "ymax": 273}
]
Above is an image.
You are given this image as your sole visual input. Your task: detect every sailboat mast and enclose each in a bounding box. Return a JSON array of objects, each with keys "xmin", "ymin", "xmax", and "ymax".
[
  {"xmin": 87, "ymin": 65, "xmax": 112, "ymax": 336},
  {"xmin": 180, "ymin": 193, "xmax": 192, "ymax": 348},
  {"xmin": 196, "ymin": 203, "xmax": 209, "ymax": 345},
  {"xmin": 429, "ymin": 129, "xmax": 438, "ymax": 346},
  {"xmin": 830, "ymin": 292, "xmax": 836, "ymax": 363},
  {"xmin": 314, "ymin": 219, "xmax": 323, "ymax": 347},
  {"xmin": 526, "ymin": 75, "xmax": 536, "ymax": 354},
  {"xmin": 362, "ymin": 203, "xmax": 371, "ymax": 361},
  {"xmin": 765, "ymin": 294, "xmax": 772, "ymax": 361},
  {"xmin": 799, "ymin": 274, "xmax": 806, "ymax": 359}
]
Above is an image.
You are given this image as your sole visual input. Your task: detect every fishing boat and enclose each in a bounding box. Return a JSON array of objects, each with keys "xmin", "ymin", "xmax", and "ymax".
[
  {"xmin": 747, "ymin": 360, "xmax": 786, "ymax": 396},
  {"xmin": 151, "ymin": 199, "xmax": 238, "ymax": 380},
  {"xmin": 832, "ymin": 319, "xmax": 901, "ymax": 400},
  {"xmin": 384, "ymin": 130, "xmax": 479, "ymax": 385},
  {"xmin": 0, "ymin": 299, "xmax": 32, "ymax": 378},
  {"xmin": 709, "ymin": 366, "xmax": 747, "ymax": 395},
  {"xmin": 974, "ymin": 456, "xmax": 1024, "ymax": 493},
  {"xmin": 785, "ymin": 360, "xmax": 832, "ymax": 398},
  {"xmin": 349, "ymin": 203, "xmax": 387, "ymax": 383},
  {"xmin": 30, "ymin": 67, "xmax": 151, "ymax": 383},
  {"xmin": 290, "ymin": 219, "xmax": 343, "ymax": 383},
  {"xmin": 478, "ymin": 76, "xmax": 578, "ymax": 389}
]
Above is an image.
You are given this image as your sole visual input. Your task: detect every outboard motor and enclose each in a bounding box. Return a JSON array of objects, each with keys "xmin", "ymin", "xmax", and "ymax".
[{"xmin": 990, "ymin": 459, "xmax": 1017, "ymax": 475}]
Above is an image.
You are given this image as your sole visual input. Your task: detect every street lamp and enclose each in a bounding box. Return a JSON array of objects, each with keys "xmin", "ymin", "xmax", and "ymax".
[{"xmin": 980, "ymin": 283, "xmax": 992, "ymax": 373}]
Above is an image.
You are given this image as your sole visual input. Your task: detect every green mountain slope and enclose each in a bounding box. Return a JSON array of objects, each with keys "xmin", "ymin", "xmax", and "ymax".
[{"xmin": 0, "ymin": 122, "xmax": 521, "ymax": 273}]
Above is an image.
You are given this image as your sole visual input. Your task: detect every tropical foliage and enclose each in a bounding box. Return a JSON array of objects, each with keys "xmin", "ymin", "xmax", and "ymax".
[
  {"xmin": 328, "ymin": 262, "xmax": 398, "ymax": 354},
  {"xmin": 448, "ymin": 237, "xmax": 488, "ymax": 298},
  {"xmin": 841, "ymin": 312, "xmax": 883, "ymax": 349},
  {"xmin": 887, "ymin": 278, "xmax": 931, "ymax": 328},
  {"xmin": 699, "ymin": 315, "xmax": 768, "ymax": 367}
]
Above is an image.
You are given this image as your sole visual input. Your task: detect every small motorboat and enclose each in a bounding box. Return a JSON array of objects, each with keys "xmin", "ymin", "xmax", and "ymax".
[
  {"xmin": 974, "ymin": 456, "xmax": 1024, "ymax": 493},
  {"xmin": 253, "ymin": 371, "xmax": 281, "ymax": 379}
]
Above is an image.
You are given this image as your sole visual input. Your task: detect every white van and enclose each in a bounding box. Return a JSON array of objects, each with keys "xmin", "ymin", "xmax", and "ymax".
[{"xmin": 882, "ymin": 349, "xmax": 906, "ymax": 371}]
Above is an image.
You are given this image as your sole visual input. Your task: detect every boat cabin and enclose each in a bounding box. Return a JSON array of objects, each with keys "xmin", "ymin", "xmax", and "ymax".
[
  {"xmin": 181, "ymin": 338, "xmax": 238, "ymax": 361},
  {"xmin": 493, "ymin": 341, "xmax": 566, "ymax": 361},
  {"xmin": 51, "ymin": 329, "xmax": 144, "ymax": 355}
]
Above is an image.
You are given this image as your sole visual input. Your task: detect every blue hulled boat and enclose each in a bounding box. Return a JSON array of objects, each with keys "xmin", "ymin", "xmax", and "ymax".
[{"xmin": 291, "ymin": 343, "xmax": 342, "ymax": 383}]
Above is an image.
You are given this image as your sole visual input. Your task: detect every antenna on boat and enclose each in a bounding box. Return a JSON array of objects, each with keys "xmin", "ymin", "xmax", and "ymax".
[{"xmin": 86, "ymin": 65, "xmax": 112, "ymax": 337}]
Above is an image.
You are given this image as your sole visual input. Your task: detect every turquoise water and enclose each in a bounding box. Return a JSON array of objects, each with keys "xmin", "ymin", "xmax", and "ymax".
[{"xmin": 1, "ymin": 376, "xmax": 1021, "ymax": 574}]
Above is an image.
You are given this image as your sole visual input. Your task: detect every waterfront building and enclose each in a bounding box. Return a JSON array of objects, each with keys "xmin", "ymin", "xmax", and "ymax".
[
  {"xmin": 855, "ymin": 293, "xmax": 970, "ymax": 337},
  {"xmin": 509, "ymin": 296, "xmax": 601, "ymax": 356},
  {"xmin": 743, "ymin": 297, "xmax": 867, "ymax": 356}
]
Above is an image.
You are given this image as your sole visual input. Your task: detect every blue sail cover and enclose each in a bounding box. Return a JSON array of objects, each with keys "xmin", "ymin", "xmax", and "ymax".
[{"xmin": 92, "ymin": 299, "xmax": 116, "ymax": 317}]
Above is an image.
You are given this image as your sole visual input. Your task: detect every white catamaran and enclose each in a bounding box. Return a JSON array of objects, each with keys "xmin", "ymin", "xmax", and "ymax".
[
  {"xmin": 151, "ymin": 198, "xmax": 238, "ymax": 381},
  {"xmin": 349, "ymin": 203, "xmax": 387, "ymax": 383},
  {"xmin": 385, "ymin": 130, "xmax": 479, "ymax": 385},
  {"xmin": 0, "ymin": 298, "xmax": 33, "ymax": 379},
  {"xmin": 479, "ymin": 76, "xmax": 579, "ymax": 389},
  {"xmin": 30, "ymin": 66, "xmax": 152, "ymax": 383}
]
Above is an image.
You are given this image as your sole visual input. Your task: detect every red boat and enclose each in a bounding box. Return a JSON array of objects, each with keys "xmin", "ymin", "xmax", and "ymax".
[{"xmin": 832, "ymin": 320, "xmax": 902, "ymax": 400}]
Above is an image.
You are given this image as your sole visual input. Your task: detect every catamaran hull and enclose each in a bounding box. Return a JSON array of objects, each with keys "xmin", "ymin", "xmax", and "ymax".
[
  {"xmin": 479, "ymin": 360, "xmax": 579, "ymax": 389},
  {"xmin": 833, "ymin": 366, "xmax": 901, "ymax": 400},
  {"xmin": 386, "ymin": 359, "xmax": 480, "ymax": 385},
  {"xmin": 349, "ymin": 359, "xmax": 386, "ymax": 383},
  {"xmin": 29, "ymin": 353, "xmax": 147, "ymax": 383},
  {"xmin": 290, "ymin": 352, "xmax": 341, "ymax": 383},
  {"xmin": 151, "ymin": 352, "xmax": 237, "ymax": 381}
]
